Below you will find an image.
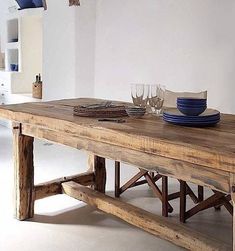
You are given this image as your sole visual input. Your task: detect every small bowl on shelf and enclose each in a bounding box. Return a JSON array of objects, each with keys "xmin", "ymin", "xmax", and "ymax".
[
  {"xmin": 10, "ymin": 64, "xmax": 16, "ymax": 71},
  {"xmin": 10, "ymin": 64, "xmax": 19, "ymax": 72},
  {"xmin": 125, "ymin": 106, "xmax": 146, "ymax": 118}
]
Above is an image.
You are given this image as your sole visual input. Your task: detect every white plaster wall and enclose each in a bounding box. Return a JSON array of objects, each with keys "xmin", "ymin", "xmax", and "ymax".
[
  {"xmin": 75, "ymin": 0, "xmax": 96, "ymax": 98},
  {"xmin": 0, "ymin": 0, "xmax": 9, "ymax": 52},
  {"xmin": 94, "ymin": 0, "xmax": 235, "ymax": 113},
  {"xmin": 43, "ymin": 0, "xmax": 96, "ymax": 100},
  {"xmin": 42, "ymin": 0, "xmax": 77, "ymax": 100}
]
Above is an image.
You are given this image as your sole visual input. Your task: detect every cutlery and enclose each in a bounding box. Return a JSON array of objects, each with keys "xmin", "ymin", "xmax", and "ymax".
[
  {"xmin": 80, "ymin": 101, "xmax": 112, "ymax": 109},
  {"xmin": 98, "ymin": 118, "xmax": 126, "ymax": 123}
]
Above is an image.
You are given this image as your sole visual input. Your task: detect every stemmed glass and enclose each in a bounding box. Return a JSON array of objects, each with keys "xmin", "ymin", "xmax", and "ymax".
[
  {"xmin": 131, "ymin": 84, "xmax": 149, "ymax": 108},
  {"xmin": 149, "ymin": 84, "xmax": 165, "ymax": 116}
]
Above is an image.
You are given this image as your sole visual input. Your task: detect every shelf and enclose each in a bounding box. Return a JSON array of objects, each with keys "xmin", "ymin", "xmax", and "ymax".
[
  {"xmin": 8, "ymin": 7, "xmax": 44, "ymax": 19},
  {"xmin": 3, "ymin": 8, "xmax": 43, "ymax": 94},
  {"xmin": 7, "ymin": 42, "xmax": 19, "ymax": 50},
  {"xmin": 7, "ymin": 19, "xmax": 19, "ymax": 43},
  {"xmin": 6, "ymin": 49, "xmax": 19, "ymax": 72}
]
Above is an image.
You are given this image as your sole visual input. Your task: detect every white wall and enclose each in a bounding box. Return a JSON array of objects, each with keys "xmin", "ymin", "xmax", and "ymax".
[
  {"xmin": 94, "ymin": 0, "xmax": 235, "ymax": 113},
  {"xmin": 43, "ymin": 0, "xmax": 77, "ymax": 100},
  {"xmin": 43, "ymin": 0, "xmax": 96, "ymax": 100},
  {"xmin": 0, "ymin": 0, "xmax": 8, "ymax": 52},
  {"xmin": 75, "ymin": 0, "xmax": 96, "ymax": 98}
]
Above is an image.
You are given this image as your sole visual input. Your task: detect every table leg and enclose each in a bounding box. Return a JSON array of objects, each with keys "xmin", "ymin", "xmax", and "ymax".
[
  {"xmin": 88, "ymin": 153, "xmax": 106, "ymax": 193},
  {"xmin": 115, "ymin": 161, "xmax": 120, "ymax": 197},
  {"xmin": 180, "ymin": 180, "xmax": 186, "ymax": 223},
  {"xmin": 13, "ymin": 124, "xmax": 34, "ymax": 220},
  {"xmin": 198, "ymin": 185, "xmax": 204, "ymax": 202},
  {"xmin": 162, "ymin": 176, "xmax": 168, "ymax": 217},
  {"xmin": 231, "ymin": 184, "xmax": 235, "ymax": 251}
]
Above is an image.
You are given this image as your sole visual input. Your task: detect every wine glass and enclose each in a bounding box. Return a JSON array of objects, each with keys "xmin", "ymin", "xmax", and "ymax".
[
  {"xmin": 149, "ymin": 85, "xmax": 158, "ymax": 113},
  {"xmin": 131, "ymin": 84, "xmax": 143, "ymax": 106},
  {"xmin": 149, "ymin": 84, "xmax": 165, "ymax": 116},
  {"xmin": 142, "ymin": 84, "xmax": 150, "ymax": 108}
]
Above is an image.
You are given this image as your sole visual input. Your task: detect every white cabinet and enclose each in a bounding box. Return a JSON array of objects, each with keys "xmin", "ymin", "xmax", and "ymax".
[
  {"xmin": 0, "ymin": 90, "xmax": 9, "ymax": 105},
  {"xmin": 0, "ymin": 72, "xmax": 11, "ymax": 91}
]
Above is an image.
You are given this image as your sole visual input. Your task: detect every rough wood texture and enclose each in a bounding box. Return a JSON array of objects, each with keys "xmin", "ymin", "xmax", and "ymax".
[
  {"xmin": 13, "ymin": 123, "xmax": 34, "ymax": 220},
  {"xmin": 88, "ymin": 154, "xmax": 106, "ymax": 193},
  {"xmin": 34, "ymin": 172, "xmax": 95, "ymax": 200},
  {"xmin": 180, "ymin": 181, "xmax": 186, "ymax": 223},
  {"xmin": 115, "ymin": 161, "xmax": 120, "ymax": 197},
  {"xmin": 62, "ymin": 181, "xmax": 231, "ymax": 251},
  {"xmin": 144, "ymin": 173, "xmax": 173, "ymax": 213},
  {"xmin": 0, "ymin": 98, "xmax": 234, "ymax": 173},
  {"xmin": 0, "ymin": 98, "xmax": 234, "ymax": 249},
  {"xmin": 231, "ymin": 173, "xmax": 235, "ymax": 251},
  {"xmin": 162, "ymin": 176, "xmax": 168, "ymax": 217},
  {"xmin": 21, "ymin": 123, "xmax": 231, "ymax": 193},
  {"xmin": 198, "ymin": 186, "xmax": 204, "ymax": 202}
]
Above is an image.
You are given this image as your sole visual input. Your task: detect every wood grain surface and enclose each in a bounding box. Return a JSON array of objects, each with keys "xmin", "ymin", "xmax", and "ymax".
[{"xmin": 0, "ymin": 98, "xmax": 234, "ymax": 174}]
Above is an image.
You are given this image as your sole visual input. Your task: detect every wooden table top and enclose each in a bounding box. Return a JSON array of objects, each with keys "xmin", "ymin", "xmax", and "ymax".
[{"xmin": 0, "ymin": 98, "xmax": 234, "ymax": 173}]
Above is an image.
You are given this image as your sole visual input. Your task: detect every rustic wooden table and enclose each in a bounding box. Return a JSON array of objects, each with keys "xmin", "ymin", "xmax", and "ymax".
[{"xmin": 0, "ymin": 98, "xmax": 234, "ymax": 250}]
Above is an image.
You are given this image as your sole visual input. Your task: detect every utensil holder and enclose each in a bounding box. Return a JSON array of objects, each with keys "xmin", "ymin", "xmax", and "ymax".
[{"xmin": 32, "ymin": 82, "xmax": 42, "ymax": 99}]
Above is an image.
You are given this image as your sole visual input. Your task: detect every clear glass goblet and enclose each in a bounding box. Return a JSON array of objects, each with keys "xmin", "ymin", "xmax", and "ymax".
[
  {"xmin": 141, "ymin": 84, "xmax": 149, "ymax": 108},
  {"xmin": 149, "ymin": 84, "xmax": 165, "ymax": 116},
  {"xmin": 131, "ymin": 84, "xmax": 144, "ymax": 107},
  {"xmin": 155, "ymin": 84, "xmax": 165, "ymax": 116}
]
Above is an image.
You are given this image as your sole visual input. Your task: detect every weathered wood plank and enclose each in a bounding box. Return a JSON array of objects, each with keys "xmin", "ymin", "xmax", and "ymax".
[
  {"xmin": 120, "ymin": 169, "xmax": 147, "ymax": 194},
  {"xmin": 34, "ymin": 171, "xmax": 95, "ymax": 200},
  {"xmin": 62, "ymin": 181, "xmax": 231, "ymax": 251},
  {"xmin": 144, "ymin": 173, "xmax": 173, "ymax": 213},
  {"xmin": 162, "ymin": 176, "xmax": 168, "ymax": 217},
  {"xmin": 13, "ymin": 123, "xmax": 34, "ymax": 220},
  {"xmin": 21, "ymin": 124, "xmax": 231, "ymax": 193},
  {"xmin": 0, "ymin": 98, "xmax": 235, "ymax": 173},
  {"xmin": 115, "ymin": 161, "xmax": 120, "ymax": 197},
  {"xmin": 230, "ymin": 173, "xmax": 235, "ymax": 251},
  {"xmin": 88, "ymin": 154, "xmax": 106, "ymax": 193}
]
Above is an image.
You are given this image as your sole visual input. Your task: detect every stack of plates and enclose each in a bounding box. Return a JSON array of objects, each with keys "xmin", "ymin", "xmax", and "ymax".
[
  {"xmin": 163, "ymin": 108, "xmax": 220, "ymax": 127},
  {"xmin": 125, "ymin": 106, "xmax": 146, "ymax": 118}
]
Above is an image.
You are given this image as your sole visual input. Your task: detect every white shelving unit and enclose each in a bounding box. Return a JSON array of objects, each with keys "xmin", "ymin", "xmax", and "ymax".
[
  {"xmin": 7, "ymin": 18, "xmax": 18, "ymax": 43},
  {"xmin": 5, "ymin": 18, "xmax": 20, "ymax": 71},
  {"xmin": 0, "ymin": 7, "xmax": 43, "ymax": 128},
  {"xmin": 1, "ymin": 9, "xmax": 43, "ymax": 88}
]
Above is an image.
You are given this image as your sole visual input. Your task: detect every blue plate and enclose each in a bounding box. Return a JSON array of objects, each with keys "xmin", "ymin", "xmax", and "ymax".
[
  {"xmin": 163, "ymin": 115, "xmax": 220, "ymax": 123},
  {"xmin": 163, "ymin": 108, "xmax": 220, "ymax": 127},
  {"xmin": 164, "ymin": 108, "xmax": 219, "ymax": 118},
  {"xmin": 163, "ymin": 118, "xmax": 220, "ymax": 127}
]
